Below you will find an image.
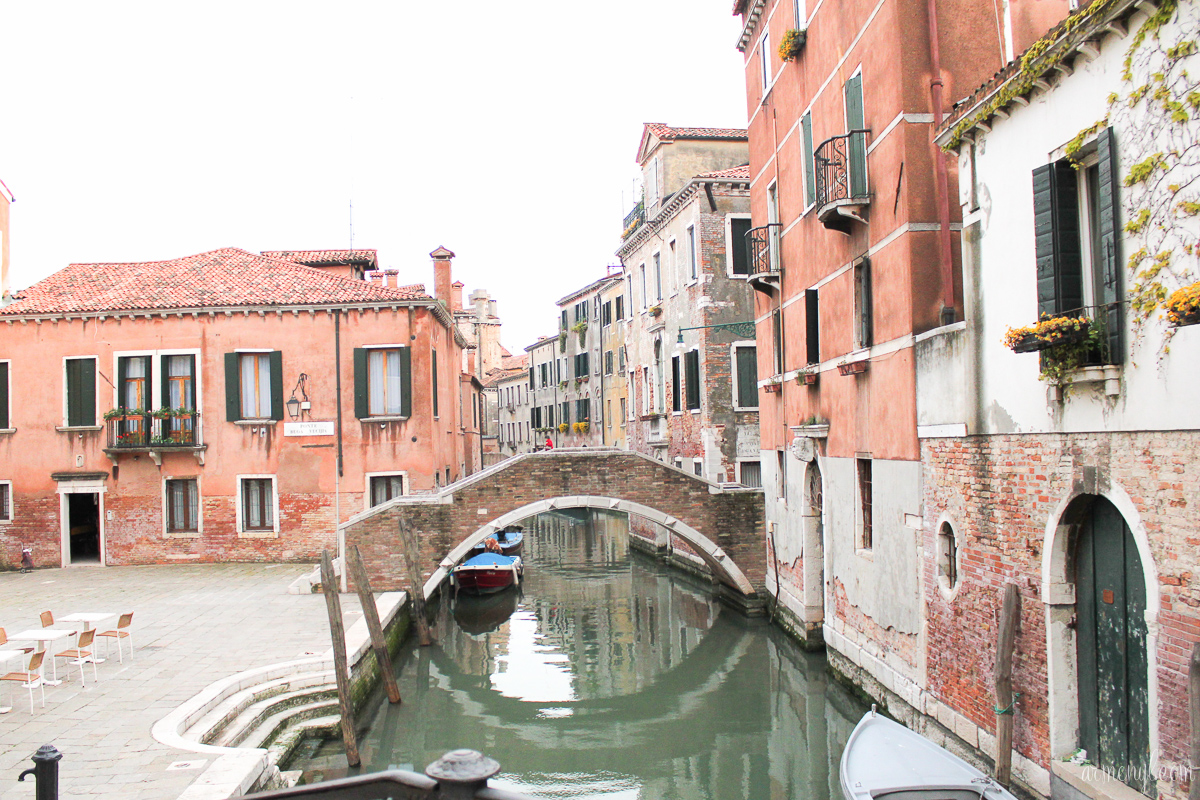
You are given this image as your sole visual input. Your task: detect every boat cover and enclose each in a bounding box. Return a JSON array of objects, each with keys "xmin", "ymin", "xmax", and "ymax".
[{"xmin": 461, "ymin": 553, "xmax": 520, "ymax": 568}]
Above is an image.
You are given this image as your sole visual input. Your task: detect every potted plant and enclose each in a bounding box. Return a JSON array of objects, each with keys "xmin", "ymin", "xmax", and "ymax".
[
  {"xmin": 571, "ymin": 319, "xmax": 588, "ymax": 346},
  {"xmin": 103, "ymin": 407, "xmax": 130, "ymax": 421},
  {"xmin": 558, "ymin": 423, "xmax": 569, "ymax": 434},
  {"xmin": 648, "ymin": 304, "xmax": 663, "ymax": 317},
  {"xmin": 558, "ymin": 330, "xmax": 568, "ymax": 352},
  {"xmin": 573, "ymin": 421, "xmax": 589, "ymax": 434},
  {"xmin": 1002, "ymin": 315, "xmax": 1090, "ymax": 353},
  {"xmin": 1166, "ymin": 281, "xmax": 1200, "ymax": 327},
  {"xmin": 797, "ymin": 364, "xmax": 820, "ymax": 385},
  {"xmin": 575, "ymin": 376, "xmax": 587, "ymax": 388},
  {"xmin": 151, "ymin": 407, "xmax": 174, "ymax": 420},
  {"xmin": 778, "ymin": 27, "xmax": 806, "ymax": 61}
]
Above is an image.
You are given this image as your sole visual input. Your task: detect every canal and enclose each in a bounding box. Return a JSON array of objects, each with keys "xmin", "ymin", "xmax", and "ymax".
[{"xmin": 294, "ymin": 510, "xmax": 871, "ymax": 799}]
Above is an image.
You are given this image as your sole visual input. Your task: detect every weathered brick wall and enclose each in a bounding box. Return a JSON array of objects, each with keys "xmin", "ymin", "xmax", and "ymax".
[
  {"xmin": 345, "ymin": 450, "xmax": 765, "ymax": 597},
  {"xmin": 923, "ymin": 431, "xmax": 1199, "ymax": 788}
]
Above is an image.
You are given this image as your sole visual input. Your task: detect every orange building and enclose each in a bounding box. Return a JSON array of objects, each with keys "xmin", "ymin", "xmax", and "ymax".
[{"xmin": 0, "ymin": 247, "xmax": 477, "ymax": 569}]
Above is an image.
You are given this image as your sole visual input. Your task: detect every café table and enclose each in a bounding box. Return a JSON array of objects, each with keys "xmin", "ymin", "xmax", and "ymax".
[
  {"xmin": 59, "ymin": 613, "xmax": 119, "ymax": 662},
  {"xmin": 8, "ymin": 629, "xmax": 74, "ymax": 685}
]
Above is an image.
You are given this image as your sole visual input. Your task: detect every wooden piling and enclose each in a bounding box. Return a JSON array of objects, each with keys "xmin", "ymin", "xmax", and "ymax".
[
  {"xmin": 1190, "ymin": 641, "xmax": 1200, "ymax": 800},
  {"xmin": 399, "ymin": 518, "xmax": 434, "ymax": 646},
  {"xmin": 994, "ymin": 583, "xmax": 1020, "ymax": 787},
  {"xmin": 348, "ymin": 545, "xmax": 401, "ymax": 704},
  {"xmin": 321, "ymin": 549, "xmax": 360, "ymax": 766}
]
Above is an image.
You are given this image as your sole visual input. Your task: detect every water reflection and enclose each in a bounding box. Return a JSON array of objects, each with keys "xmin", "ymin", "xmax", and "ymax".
[{"xmin": 296, "ymin": 510, "xmax": 868, "ymax": 800}]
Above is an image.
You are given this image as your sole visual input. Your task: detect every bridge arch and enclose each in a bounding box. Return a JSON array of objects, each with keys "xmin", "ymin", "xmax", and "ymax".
[
  {"xmin": 426, "ymin": 495, "xmax": 757, "ymax": 599},
  {"xmin": 341, "ymin": 448, "xmax": 765, "ymax": 601}
]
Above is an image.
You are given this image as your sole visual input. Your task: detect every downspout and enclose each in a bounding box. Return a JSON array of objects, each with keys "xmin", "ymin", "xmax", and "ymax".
[
  {"xmin": 334, "ymin": 308, "xmax": 346, "ymax": 591},
  {"xmin": 928, "ymin": 0, "xmax": 957, "ymax": 324}
]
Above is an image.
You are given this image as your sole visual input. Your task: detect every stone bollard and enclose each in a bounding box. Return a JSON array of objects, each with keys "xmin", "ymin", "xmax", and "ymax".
[
  {"xmin": 426, "ymin": 749, "xmax": 501, "ymax": 799},
  {"xmin": 18, "ymin": 744, "xmax": 62, "ymax": 800}
]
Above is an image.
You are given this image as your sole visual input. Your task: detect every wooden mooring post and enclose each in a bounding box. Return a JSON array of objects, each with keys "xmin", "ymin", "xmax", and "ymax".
[
  {"xmin": 321, "ymin": 549, "xmax": 360, "ymax": 766},
  {"xmin": 994, "ymin": 583, "xmax": 1020, "ymax": 787},
  {"xmin": 1190, "ymin": 641, "xmax": 1200, "ymax": 800},
  {"xmin": 347, "ymin": 545, "xmax": 401, "ymax": 704},
  {"xmin": 399, "ymin": 518, "xmax": 434, "ymax": 646}
]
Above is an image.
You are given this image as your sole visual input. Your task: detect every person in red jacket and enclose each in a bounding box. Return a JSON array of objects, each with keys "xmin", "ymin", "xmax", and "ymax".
[{"xmin": 544, "ymin": 436, "xmax": 554, "ymax": 450}]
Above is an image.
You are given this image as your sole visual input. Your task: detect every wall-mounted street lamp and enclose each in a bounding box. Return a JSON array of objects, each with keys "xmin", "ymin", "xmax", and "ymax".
[
  {"xmin": 676, "ymin": 321, "xmax": 757, "ymax": 343},
  {"xmin": 287, "ymin": 373, "xmax": 311, "ymax": 420}
]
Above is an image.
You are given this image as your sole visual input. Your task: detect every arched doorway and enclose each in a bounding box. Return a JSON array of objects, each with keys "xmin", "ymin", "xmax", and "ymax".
[
  {"xmin": 802, "ymin": 461, "xmax": 825, "ymax": 624},
  {"xmin": 1074, "ymin": 496, "xmax": 1151, "ymax": 795}
]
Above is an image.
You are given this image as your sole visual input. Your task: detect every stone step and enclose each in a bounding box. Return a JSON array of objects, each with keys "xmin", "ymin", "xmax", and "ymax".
[
  {"xmin": 266, "ymin": 715, "xmax": 343, "ymax": 771},
  {"xmin": 191, "ymin": 670, "xmax": 334, "ymax": 746},
  {"xmin": 211, "ymin": 687, "xmax": 338, "ymax": 749}
]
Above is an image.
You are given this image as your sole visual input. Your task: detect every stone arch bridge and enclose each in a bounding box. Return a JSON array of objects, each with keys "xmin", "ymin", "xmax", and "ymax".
[{"xmin": 341, "ymin": 448, "xmax": 766, "ymax": 604}]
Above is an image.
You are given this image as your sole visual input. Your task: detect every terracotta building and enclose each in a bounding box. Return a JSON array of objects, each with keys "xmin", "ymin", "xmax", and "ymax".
[{"xmin": 0, "ymin": 246, "xmax": 477, "ymax": 569}]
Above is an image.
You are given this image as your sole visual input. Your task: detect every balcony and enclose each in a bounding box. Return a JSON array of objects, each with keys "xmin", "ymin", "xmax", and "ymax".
[
  {"xmin": 745, "ymin": 223, "xmax": 782, "ymax": 295},
  {"xmin": 621, "ymin": 201, "xmax": 645, "ymax": 240},
  {"xmin": 104, "ymin": 413, "xmax": 206, "ymax": 465},
  {"xmin": 814, "ymin": 130, "xmax": 871, "ymax": 234}
]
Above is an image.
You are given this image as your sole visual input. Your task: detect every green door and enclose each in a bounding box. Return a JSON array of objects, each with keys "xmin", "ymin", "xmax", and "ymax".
[{"xmin": 1075, "ymin": 497, "xmax": 1151, "ymax": 796}]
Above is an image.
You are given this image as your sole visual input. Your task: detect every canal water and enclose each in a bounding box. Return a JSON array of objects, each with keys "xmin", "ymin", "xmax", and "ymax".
[{"xmin": 294, "ymin": 510, "xmax": 871, "ymax": 799}]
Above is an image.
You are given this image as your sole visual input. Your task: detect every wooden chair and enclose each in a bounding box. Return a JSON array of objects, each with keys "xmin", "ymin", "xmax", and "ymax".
[
  {"xmin": 54, "ymin": 629, "xmax": 98, "ymax": 687},
  {"xmin": 0, "ymin": 627, "xmax": 35, "ymax": 656},
  {"xmin": 96, "ymin": 613, "xmax": 134, "ymax": 663},
  {"xmin": 1, "ymin": 651, "xmax": 46, "ymax": 713}
]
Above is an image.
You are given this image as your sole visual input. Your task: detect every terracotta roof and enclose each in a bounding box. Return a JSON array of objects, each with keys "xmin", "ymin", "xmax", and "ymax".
[
  {"xmin": 501, "ymin": 353, "xmax": 529, "ymax": 370},
  {"xmin": 2, "ymin": 247, "xmax": 430, "ymax": 316},
  {"xmin": 261, "ymin": 249, "xmax": 378, "ymax": 267},
  {"xmin": 483, "ymin": 366, "xmax": 529, "ymax": 388},
  {"xmin": 697, "ymin": 164, "xmax": 751, "ymax": 180},
  {"xmin": 644, "ymin": 123, "xmax": 748, "ymax": 142}
]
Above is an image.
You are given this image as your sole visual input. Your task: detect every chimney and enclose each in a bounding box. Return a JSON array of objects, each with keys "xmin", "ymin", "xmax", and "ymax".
[
  {"xmin": 451, "ymin": 281, "xmax": 465, "ymax": 314},
  {"xmin": 429, "ymin": 246, "xmax": 455, "ymax": 308},
  {"xmin": 0, "ymin": 183, "xmax": 12, "ymax": 304}
]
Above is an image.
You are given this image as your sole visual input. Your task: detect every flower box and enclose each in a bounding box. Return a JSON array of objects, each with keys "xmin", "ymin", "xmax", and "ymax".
[
  {"xmin": 1003, "ymin": 316, "xmax": 1090, "ymax": 353},
  {"xmin": 1166, "ymin": 282, "xmax": 1200, "ymax": 327},
  {"xmin": 763, "ymin": 382, "xmax": 781, "ymax": 394},
  {"xmin": 837, "ymin": 360, "xmax": 868, "ymax": 376}
]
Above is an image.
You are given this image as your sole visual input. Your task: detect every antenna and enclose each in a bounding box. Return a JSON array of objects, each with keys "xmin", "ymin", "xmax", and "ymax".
[{"xmin": 348, "ymin": 96, "xmax": 355, "ymax": 252}]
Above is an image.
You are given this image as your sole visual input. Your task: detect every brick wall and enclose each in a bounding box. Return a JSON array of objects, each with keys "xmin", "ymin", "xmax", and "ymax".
[{"xmin": 923, "ymin": 430, "xmax": 1199, "ymax": 793}]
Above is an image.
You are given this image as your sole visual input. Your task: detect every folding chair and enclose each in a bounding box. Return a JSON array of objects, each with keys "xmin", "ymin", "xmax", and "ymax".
[
  {"xmin": 96, "ymin": 613, "xmax": 134, "ymax": 663},
  {"xmin": 55, "ymin": 629, "xmax": 99, "ymax": 687},
  {"xmin": 1, "ymin": 651, "xmax": 46, "ymax": 713}
]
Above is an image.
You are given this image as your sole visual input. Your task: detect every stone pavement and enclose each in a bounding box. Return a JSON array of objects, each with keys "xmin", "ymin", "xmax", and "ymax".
[{"xmin": 0, "ymin": 563, "xmax": 364, "ymax": 800}]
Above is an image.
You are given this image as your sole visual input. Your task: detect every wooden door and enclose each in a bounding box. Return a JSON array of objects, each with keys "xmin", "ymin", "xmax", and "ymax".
[{"xmin": 1075, "ymin": 497, "xmax": 1151, "ymax": 795}]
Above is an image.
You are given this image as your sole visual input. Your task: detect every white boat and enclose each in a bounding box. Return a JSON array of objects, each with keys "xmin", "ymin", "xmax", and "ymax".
[{"xmin": 841, "ymin": 707, "xmax": 1020, "ymax": 800}]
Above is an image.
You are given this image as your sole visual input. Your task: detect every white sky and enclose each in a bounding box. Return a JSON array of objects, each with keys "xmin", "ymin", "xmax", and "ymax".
[{"xmin": 2, "ymin": 1, "xmax": 749, "ymax": 353}]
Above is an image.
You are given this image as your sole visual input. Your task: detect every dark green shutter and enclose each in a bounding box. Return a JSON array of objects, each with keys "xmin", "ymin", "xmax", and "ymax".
[
  {"xmin": 528, "ymin": 366, "xmax": 534, "ymax": 389},
  {"xmin": 269, "ymin": 351, "xmax": 284, "ymax": 421},
  {"xmin": 685, "ymin": 350, "xmax": 701, "ymax": 410},
  {"xmin": 845, "ymin": 75, "xmax": 867, "ymax": 198},
  {"xmin": 736, "ymin": 346, "xmax": 758, "ymax": 408},
  {"xmin": 0, "ymin": 362, "xmax": 8, "ymax": 429},
  {"xmin": 802, "ymin": 112, "xmax": 816, "ymax": 206},
  {"xmin": 399, "ymin": 346, "xmax": 412, "ymax": 418},
  {"xmin": 225, "ymin": 353, "xmax": 241, "ymax": 421},
  {"xmin": 731, "ymin": 218, "xmax": 752, "ymax": 274},
  {"xmin": 117, "ymin": 357, "xmax": 128, "ymax": 411},
  {"xmin": 671, "ymin": 356, "xmax": 681, "ymax": 412},
  {"xmin": 185, "ymin": 355, "xmax": 196, "ymax": 409},
  {"xmin": 430, "ymin": 348, "xmax": 438, "ymax": 418},
  {"xmin": 1096, "ymin": 127, "xmax": 1124, "ymax": 363},
  {"xmin": 68, "ymin": 358, "xmax": 96, "ymax": 427},
  {"xmin": 805, "ymin": 288, "xmax": 820, "ymax": 364},
  {"xmin": 353, "ymin": 348, "xmax": 368, "ymax": 419},
  {"xmin": 1033, "ymin": 163, "xmax": 1083, "ymax": 319},
  {"xmin": 159, "ymin": 357, "xmax": 169, "ymax": 411}
]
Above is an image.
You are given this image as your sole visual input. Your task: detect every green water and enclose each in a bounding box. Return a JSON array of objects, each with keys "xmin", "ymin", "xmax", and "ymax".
[{"xmin": 295, "ymin": 510, "xmax": 869, "ymax": 799}]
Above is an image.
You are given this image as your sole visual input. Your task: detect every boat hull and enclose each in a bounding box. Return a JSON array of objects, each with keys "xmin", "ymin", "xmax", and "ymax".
[{"xmin": 453, "ymin": 554, "xmax": 522, "ymax": 595}]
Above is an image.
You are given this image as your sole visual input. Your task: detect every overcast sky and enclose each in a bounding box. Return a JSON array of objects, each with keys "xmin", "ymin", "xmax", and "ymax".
[{"xmin": 2, "ymin": 1, "xmax": 749, "ymax": 353}]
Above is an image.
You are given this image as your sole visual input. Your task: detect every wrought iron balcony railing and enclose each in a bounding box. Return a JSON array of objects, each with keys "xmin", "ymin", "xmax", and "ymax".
[
  {"xmin": 621, "ymin": 200, "xmax": 645, "ymax": 239},
  {"xmin": 745, "ymin": 223, "xmax": 782, "ymax": 284},
  {"xmin": 814, "ymin": 129, "xmax": 871, "ymax": 232},
  {"xmin": 106, "ymin": 413, "xmax": 201, "ymax": 449}
]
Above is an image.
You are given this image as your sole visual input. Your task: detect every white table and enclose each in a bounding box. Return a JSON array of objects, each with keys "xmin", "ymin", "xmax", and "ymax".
[
  {"xmin": 8, "ymin": 629, "xmax": 74, "ymax": 685},
  {"xmin": 60, "ymin": 612, "xmax": 118, "ymax": 662},
  {"xmin": 0, "ymin": 649, "xmax": 30, "ymax": 713}
]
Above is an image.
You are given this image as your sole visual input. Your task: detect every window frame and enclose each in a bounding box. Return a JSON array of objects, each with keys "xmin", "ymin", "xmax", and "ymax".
[
  {"xmin": 0, "ymin": 480, "xmax": 12, "ymax": 523},
  {"xmin": 737, "ymin": 459, "xmax": 762, "ymax": 488},
  {"xmin": 727, "ymin": 214, "xmax": 753, "ymax": 278},
  {"xmin": 801, "ymin": 111, "xmax": 816, "ymax": 211},
  {"xmin": 856, "ymin": 458, "xmax": 873, "ymax": 552},
  {"xmin": 758, "ymin": 26, "xmax": 772, "ymax": 98},
  {"xmin": 685, "ymin": 349, "xmax": 701, "ymax": 412},
  {"xmin": 732, "ymin": 342, "xmax": 759, "ymax": 411},
  {"xmin": 163, "ymin": 476, "xmax": 201, "ymax": 538},
  {"xmin": 237, "ymin": 474, "xmax": 279, "ymax": 537},
  {"xmin": 365, "ymin": 471, "xmax": 408, "ymax": 511},
  {"xmin": 62, "ymin": 355, "xmax": 99, "ymax": 429},
  {"xmin": 362, "ymin": 345, "xmax": 409, "ymax": 418},
  {"xmin": 0, "ymin": 359, "xmax": 11, "ymax": 431}
]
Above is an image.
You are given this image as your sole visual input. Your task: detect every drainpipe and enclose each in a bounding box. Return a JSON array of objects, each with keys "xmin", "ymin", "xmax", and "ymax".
[
  {"xmin": 335, "ymin": 308, "xmax": 346, "ymax": 591},
  {"xmin": 928, "ymin": 0, "xmax": 957, "ymax": 325}
]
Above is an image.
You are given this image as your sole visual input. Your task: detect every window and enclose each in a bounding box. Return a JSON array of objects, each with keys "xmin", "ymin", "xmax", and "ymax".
[
  {"xmin": 777, "ymin": 450, "xmax": 787, "ymax": 502},
  {"xmin": 352, "ymin": 347, "xmax": 411, "ymax": 419},
  {"xmin": 654, "ymin": 340, "xmax": 665, "ymax": 413},
  {"xmin": 857, "ymin": 458, "xmax": 873, "ymax": 550},
  {"xmin": 640, "ymin": 264, "xmax": 648, "ymax": 308},
  {"xmin": 805, "ymin": 289, "xmax": 821, "ymax": 365},
  {"xmin": 854, "ymin": 258, "xmax": 873, "ymax": 349},
  {"xmin": 0, "ymin": 361, "xmax": 10, "ymax": 429},
  {"xmin": 225, "ymin": 351, "xmax": 281, "ymax": 422},
  {"xmin": 238, "ymin": 476, "xmax": 277, "ymax": 535},
  {"xmin": 734, "ymin": 345, "xmax": 758, "ymax": 409},
  {"xmin": 607, "ymin": 399, "xmax": 612, "ymax": 428},
  {"xmin": 561, "ymin": 401, "xmax": 571, "ymax": 425},
  {"xmin": 369, "ymin": 474, "xmax": 405, "ymax": 507},
  {"xmin": 547, "ymin": 405, "xmax": 555, "ymax": 429},
  {"xmin": 531, "ymin": 406, "xmax": 542, "ymax": 429},
  {"xmin": 937, "ymin": 520, "xmax": 959, "ymax": 591},
  {"xmin": 431, "ymin": 348, "xmax": 440, "ymax": 418},
  {"xmin": 687, "ymin": 225, "xmax": 698, "ymax": 281},
  {"xmin": 845, "ymin": 74, "xmax": 867, "ymax": 198},
  {"xmin": 693, "ymin": 459, "xmax": 703, "ymax": 477},
  {"xmin": 576, "ymin": 398, "xmax": 590, "ymax": 422},
  {"xmin": 801, "ymin": 112, "xmax": 816, "ymax": 207},
  {"xmin": 618, "ymin": 346, "xmax": 627, "ymax": 372},
  {"xmin": 65, "ymin": 357, "xmax": 97, "ymax": 427},
  {"xmin": 561, "ymin": 309, "xmax": 569, "ymax": 331},
  {"xmin": 164, "ymin": 354, "xmax": 196, "ymax": 411},
  {"xmin": 739, "ymin": 461, "xmax": 762, "ymax": 488},
  {"xmin": 653, "ymin": 253, "xmax": 663, "ymax": 301},
  {"xmin": 1033, "ymin": 127, "xmax": 1123, "ymax": 363},
  {"xmin": 730, "ymin": 217, "xmax": 752, "ymax": 275},
  {"xmin": 0, "ymin": 481, "xmax": 11, "ymax": 521},
  {"xmin": 794, "ymin": 0, "xmax": 807, "ymax": 28},
  {"xmin": 165, "ymin": 478, "xmax": 199, "ymax": 534},
  {"xmin": 118, "ymin": 355, "xmax": 151, "ymax": 411},
  {"xmin": 767, "ymin": 182, "xmax": 781, "ymax": 271},
  {"xmin": 615, "ymin": 295, "xmax": 625, "ymax": 320},
  {"xmin": 604, "ymin": 350, "xmax": 614, "ymax": 375},
  {"xmin": 669, "ymin": 240, "xmax": 678, "ymax": 293},
  {"xmin": 602, "ymin": 301, "xmax": 612, "ymax": 327},
  {"xmin": 759, "ymin": 27, "xmax": 772, "ymax": 95},
  {"xmin": 619, "ymin": 397, "xmax": 626, "ymax": 426},
  {"xmin": 574, "ymin": 352, "xmax": 589, "ymax": 377},
  {"xmin": 685, "ymin": 350, "xmax": 701, "ymax": 411},
  {"xmin": 540, "ymin": 363, "xmax": 549, "ymax": 388},
  {"xmin": 671, "ymin": 355, "xmax": 682, "ymax": 412},
  {"xmin": 574, "ymin": 301, "xmax": 587, "ymax": 322},
  {"xmin": 528, "ymin": 366, "xmax": 534, "ymax": 389},
  {"xmin": 772, "ymin": 309, "xmax": 784, "ymax": 376}
]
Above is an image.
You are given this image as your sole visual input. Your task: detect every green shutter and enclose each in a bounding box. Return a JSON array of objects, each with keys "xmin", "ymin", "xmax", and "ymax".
[
  {"xmin": 78, "ymin": 359, "xmax": 96, "ymax": 426},
  {"xmin": 225, "ymin": 353, "xmax": 241, "ymax": 421},
  {"xmin": 736, "ymin": 347, "xmax": 758, "ymax": 408},
  {"xmin": 353, "ymin": 348, "xmax": 368, "ymax": 419},
  {"xmin": 671, "ymin": 356, "xmax": 681, "ymax": 412},
  {"xmin": 845, "ymin": 75, "xmax": 867, "ymax": 198},
  {"xmin": 159, "ymin": 357, "xmax": 169, "ymax": 411},
  {"xmin": 1096, "ymin": 127, "xmax": 1123, "ymax": 364},
  {"xmin": 1033, "ymin": 162, "xmax": 1084, "ymax": 319},
  {"xmin": 116, "ymin": 357, "xmax": 128, "ymax": 411},
  {"xmin": 430, "ymin": 348, "xmax": 438, "ymax": 418},
  {"xmin": 686, "ymin": 350, "xmax": 701, "ymax": 410},
  {"xmin": 0, "ymin": 362, "xmax": 7, "ymax": 429},
  {"xmin": 802, "ymin": 112, "xmax": 816, "ymax": 206},
  {"xmin": 269, "ymin": 351, "xmax": 284, "ymax": 420},
  {"xmin": 185, "ymin": 355, "xmax": 196, "ymax": 409},
  {"xmin": 400, "ymin": 346, "xmax": 412, "ymax": 418}
]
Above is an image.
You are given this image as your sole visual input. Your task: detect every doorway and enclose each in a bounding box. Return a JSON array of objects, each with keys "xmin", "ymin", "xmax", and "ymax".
[
  {"xmin": 67, "ymin": 492, "xmax": 101, "ymax": 564},
  {"xmin": 1075, "ymin": 496, "xmax": 1151, "ymax": 795}
]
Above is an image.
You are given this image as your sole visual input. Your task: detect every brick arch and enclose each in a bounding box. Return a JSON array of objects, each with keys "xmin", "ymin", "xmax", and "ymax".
[{"xmin": 342, "ymin": 448, "xmax": 765, "ymax": 599}]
